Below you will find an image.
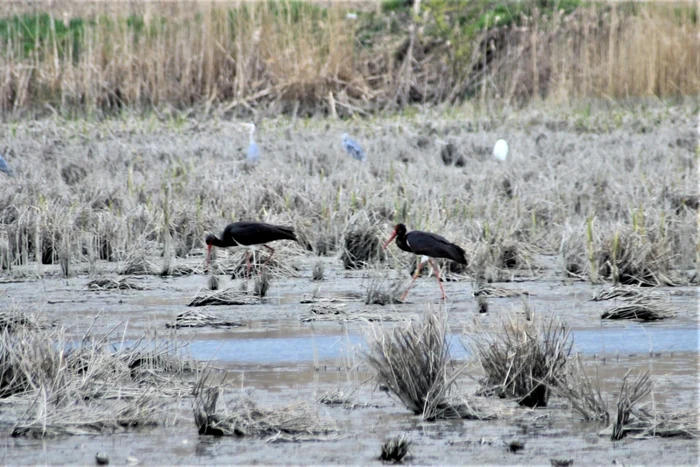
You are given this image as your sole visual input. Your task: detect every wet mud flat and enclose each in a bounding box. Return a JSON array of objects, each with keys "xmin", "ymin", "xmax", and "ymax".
[
  {"xmin": 0, "ymin": 110, "xmax": 698, "ymax": 464},
  {"xmin": 1, "ymin": 257, "xmax": 698, "ymax": 465}
]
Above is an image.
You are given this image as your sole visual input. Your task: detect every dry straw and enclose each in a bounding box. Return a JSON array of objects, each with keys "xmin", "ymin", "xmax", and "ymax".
[
  {"xmin": 364, "ymin": 311, "xmax": 492, "ymax": 420},
  {"xmin": 466, "ymin": 311, "xmax": 572, "ymax": 407}
]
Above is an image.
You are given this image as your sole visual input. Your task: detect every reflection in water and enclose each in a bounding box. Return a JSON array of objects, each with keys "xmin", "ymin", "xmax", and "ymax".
[{"xmin": 190, "ymin": 325, "xmax": 699, "ymax": 364}]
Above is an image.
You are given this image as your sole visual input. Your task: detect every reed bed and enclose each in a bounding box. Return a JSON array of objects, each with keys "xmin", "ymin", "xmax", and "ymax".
[
  {"xmin": 0, "ymin": 1, "xmax": 696, "ymax": 115},
  {"xmin": 466, "ymin": 311, "xmax": 572, "ymax": 407}
]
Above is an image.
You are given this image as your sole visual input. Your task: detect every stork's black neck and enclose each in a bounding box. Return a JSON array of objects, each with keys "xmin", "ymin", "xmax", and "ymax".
[
  {"xmin": 395, "ymin": 230, "xmax": 412, "ymax": 253},
  {"xmin": 206, "ymin": 234, "xmax": 229, "ymax": 248}
]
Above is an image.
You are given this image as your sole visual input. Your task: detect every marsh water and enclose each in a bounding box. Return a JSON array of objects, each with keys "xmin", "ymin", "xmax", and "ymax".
[{"xmin": 1, "ymin": 255, "xmax": 698, "ymax": 465}]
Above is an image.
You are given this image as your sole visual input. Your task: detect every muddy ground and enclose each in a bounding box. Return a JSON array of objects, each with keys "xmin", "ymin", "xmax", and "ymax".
[
  {"xmin": 0, "ymin": 108, "xmax": 698, "ymax": 464},
  {"xmin": 1, "ymin": 256, "xmax": 698, "ymax": 465}
]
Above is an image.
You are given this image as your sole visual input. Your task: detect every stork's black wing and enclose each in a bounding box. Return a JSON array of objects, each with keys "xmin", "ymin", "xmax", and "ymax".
[{"xmin": 405, "ymin": 231, "xmax": 467, "ymax": 264}]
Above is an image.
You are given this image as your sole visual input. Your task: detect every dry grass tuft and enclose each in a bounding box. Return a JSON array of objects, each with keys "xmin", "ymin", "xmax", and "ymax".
[
  {"xmin": 467, "ymin": 312, "xmax": 572, "ymax": 407},
  {"xmin": 188, "ymin": 287, "xmax": 260, "ymax": 307},
  {"xmin": 365, "ymin": 275, "xmax": 405, "ymax": 306},
  {"xmin": 380, "ymin": 434, "xmax": 412, "ymax": 463},
  {"xmin": 166, "ymin": 310, "xmax": 242, "ymax": 329},
  {"xmin": 555, "ymin": 355, "xmax": 609, "ymax": 422},
  {"xmin": 2, "ymin": 320, "xmax": 191, "ymax": 437},
  {"xmin": 365, "ymin": 312, "xmax": 490, "ymax": 420},
  {"xmin": 119, "ymin": 252, "xmax": 157, "ymax": 276},
  {"xmin": 87, "ymin": 276, "xmax": 147, "ymax": 291},
  {"xmin": 317, "ymin": 385, "xmax": 360, "ymax": 408},
  {"xmin": 611, "ymin": 370, "xmax": 652, "ymax": 441},
  {"xmin": 606, "ymin": 369, "xmax": 699, "ymax": 439},
  {"xmin": 193, "ymin": 371, "xmax": 337, "ymax": 441},
  {"xmin": 0, "ymin": 307, "xmax": 47, "ymax": 333},
  {"xmin": 341, "ymin": 229, "xmax": 384, "ymax": 270},
  {"xmin": 595, "ymin": 229, "xmax": 677, "ymax": 287},
  {"xmin": 601, "ymin": 298, "xmax": 675, "ymax": 321}
]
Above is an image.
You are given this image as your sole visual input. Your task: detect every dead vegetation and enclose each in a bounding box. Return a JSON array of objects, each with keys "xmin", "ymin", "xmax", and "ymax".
[
  {"xmin": 467, "ymin": 312, "xmax": 572, "ymax": 408},
  {"xmin": 365, "ymin": 275, "xmax": 405, "ymax": 306},
  {"xmin": 166, "ymin": 310, "xmax": 242, "ymax": 329},
  {"xmin": 591, "ymin": 285, "xmax": 661, "ymax": 302},
  {"xmin": 555, "ymin": 355, "xmax": 609, "ymax": 422},
  {"xmin": 188, "ymin": 287, "xmax": 260, "ymax": 307},
  {"xmin": 341, "ymin": 229, "xmax": 385, "ymax": 270},
  {"xmin": 193, "ymin": 371, "xmax": 337, "ymax": 441},
  {"xmin": 87, "ymin": 276, "xmax": 147, "ymax": 291},
  {"xmin": 601, "ymin": 299, "xmax": 675, "ymax": 321},
  {"xmin": 607, "ymin": 370, "xmax": 699, "ymax": 440},
  {"xmin": 300, "ymin": 303, "xmax": 403, "ymax": 323},
  {"xmin": 365, "ymin": 312, "xmax": 491, "ymax": 421},
  {"xmin": 1, "ymin": 312, "xmax": 192, "ymax": 437},
  {"xmin": 380, "ymin": 434, "xmax": 412, "ymax": 463}
]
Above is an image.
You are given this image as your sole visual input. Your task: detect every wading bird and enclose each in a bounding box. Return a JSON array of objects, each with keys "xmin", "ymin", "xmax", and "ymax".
[
  {"xmin": 243, "ymin": 123, "xmax": 260, "ymax": 163},
  {"xmin": 493, "ymin": 139, "xmax": 509, "ymax": 161},
  {"xmin": 342, "ymin": 133, "xmax": 366, "ymax": 162},
  {"xmin": 205, "ymin": 222, "xmax": 296, "ymax": 277},
  {"xmin": 383, "ymin": 223, "xmax": 467, "ymax": 301},
  {"xmin": 0, "ymin": 153, "xmax": 14, "ymax": 177}
]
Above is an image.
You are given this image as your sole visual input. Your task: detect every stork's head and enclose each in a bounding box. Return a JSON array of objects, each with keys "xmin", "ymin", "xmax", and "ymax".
[
  {"xmin": 242, "ymin": 122, "xmax": 256, "ymax": 136},
  {"xmin": 382, "ymin": 223, "xmax": 407, "ymax": 249}
]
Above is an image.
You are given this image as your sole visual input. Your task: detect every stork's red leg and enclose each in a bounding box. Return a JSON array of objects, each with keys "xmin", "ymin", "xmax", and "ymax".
[
  {"xmin": 428, "ymin": 259, "xmax": 446, "ymax": 301},
  {"xmin": 261, "ymin": 245, "xmax": 275, "ymax": 273},
  {"xmin": 400, "ymin": 257, "xmax": 425, "ymax": 301},
  {"xmin": 245, "ymin": 251, "xmax": 252, "ymax": 280}
]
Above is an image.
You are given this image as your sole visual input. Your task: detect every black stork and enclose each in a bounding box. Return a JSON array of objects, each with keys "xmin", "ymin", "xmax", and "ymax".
[
  {"xmin": 205, "ymin": 222, "xmax": 297, "ymax": 276},
  {"xmin": 382, "ymin": 223, "xmax": 467, "ymax": 301}
]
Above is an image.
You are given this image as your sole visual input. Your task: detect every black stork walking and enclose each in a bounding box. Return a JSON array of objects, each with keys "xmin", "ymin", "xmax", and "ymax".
[
  {"xmin": 382, "ymin": 223, "xmax": 467, "ymax": 301},
  {"xmin": 205, "ymin": 222, "xmax": 297, "ymax": 276}
]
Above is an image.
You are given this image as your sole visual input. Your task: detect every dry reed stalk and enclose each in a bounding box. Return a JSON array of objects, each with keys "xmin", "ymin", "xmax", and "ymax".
[
  {"xmin": 555, "ymin": 355, "xmax": 609, "ymax": 422},
  {"xmin": 300, "ymin": 303, "xmax": 403, "ymax": 323},
  {"xmin": 611, "ymin": 370, "xmax": 652, "ymax": 441},
  {"xmin": 341, "ymin": 228, "xmax": 385, "ymax": 270},
  {"xmin": 473, "ymin": 285, "xmax": 530, "ymax": 298},
  {"xmin": 467, "ymin": 311, "xmax": 572, "ymax": 408}
]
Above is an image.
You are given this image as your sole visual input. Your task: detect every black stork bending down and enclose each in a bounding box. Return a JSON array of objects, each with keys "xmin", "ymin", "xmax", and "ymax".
[
  {"xmin": 382, "ymin": 223, "xmax": 467, "ymax": 301},
  {"xmin": 205, "ymin": 222, "xmax": 297, "ymax": 277}
]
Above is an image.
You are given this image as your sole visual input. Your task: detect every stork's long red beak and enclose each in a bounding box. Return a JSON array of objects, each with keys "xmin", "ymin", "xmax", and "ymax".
[
  {"xmin": 382, "ymin": 229, "xmax": 398, "ymax": 250},
  {"xmin": 206, "ymin": 244, "xmax": 212, "ymax": 272}
]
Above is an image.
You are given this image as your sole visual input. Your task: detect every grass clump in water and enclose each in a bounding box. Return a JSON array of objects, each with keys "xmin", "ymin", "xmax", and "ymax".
[
  {"xmin": 467, "ymin": 311, "xmax": 572, "ymax": 408},
  {"xmin": 365, "ymin": 311, "xmax": 490, "ymax": 420}
]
